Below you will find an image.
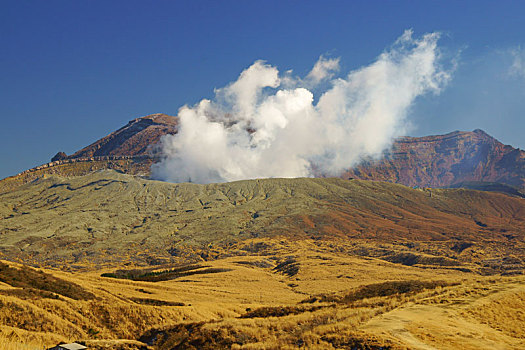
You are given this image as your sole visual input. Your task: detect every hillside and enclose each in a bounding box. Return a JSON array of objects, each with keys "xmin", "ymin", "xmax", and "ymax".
[
  {"xmin": 1, "ymin": 251, "xmax": 525, "ymax": 349},
  {"xmin": 2, "ymin": 250, "xmax": 525, "ymax": 349},
  {"xmin": 0, "ymin": 170, "xmax": 523, "ymax": 272},
  {"xmin": 447, "ymin": 181, "xmax": 525, "ymax": 198}
]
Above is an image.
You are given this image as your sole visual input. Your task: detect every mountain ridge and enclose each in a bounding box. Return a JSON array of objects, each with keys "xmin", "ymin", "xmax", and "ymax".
[
  {"xmin": 343, "ymin": 128, "xmax": 525, "ymax": 189},
  {"xmin": 2, "ymin": 114, "xmax": 524, "ymax": 193}
]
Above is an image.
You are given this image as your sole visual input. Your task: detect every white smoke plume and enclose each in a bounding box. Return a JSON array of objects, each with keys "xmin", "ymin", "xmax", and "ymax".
[
  {"xmin": 305, "ymin": 55, "xmax": 340, "ymax": 86},
  {"xmin": 509, "ymin": 46, "xmax": 525, "ymax": 79},
  {"xmin": 152, "ymin": 30, "xmax": 452, "ymax": 184}
]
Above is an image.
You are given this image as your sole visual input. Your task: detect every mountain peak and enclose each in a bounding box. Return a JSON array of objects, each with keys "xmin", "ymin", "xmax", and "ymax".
[
  {"xmin": 472, "ymin": 128, "xmax": 488, "ymax": 135},
  {"xmin": 345, "ymin": 128, "xmax": 524, "ymax": 189},
  {"xmin": 68, "ymin": 113, "xmax": 178, "ymax": 159}
]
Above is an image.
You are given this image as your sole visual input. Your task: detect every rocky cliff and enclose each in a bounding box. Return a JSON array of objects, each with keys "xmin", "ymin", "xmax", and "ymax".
[
  {"xmin": 343, "ymin": 129, "xmax": 525, "ymax": 190},
  {"xmin": 67, "ymin": 113, "xmax": 178, "ymax": 158},
  {"xmin": 61, "ymin": 117, "xmax": 524, "ymax": 189}
]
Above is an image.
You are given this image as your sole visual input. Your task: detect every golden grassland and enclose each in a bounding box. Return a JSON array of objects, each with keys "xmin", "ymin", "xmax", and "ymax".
[{"xmin": 0, "ymin": 238, "xmax": 524, "ymax": 349}]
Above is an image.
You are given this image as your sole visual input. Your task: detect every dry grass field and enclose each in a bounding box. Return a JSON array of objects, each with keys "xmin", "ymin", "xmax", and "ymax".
[{"xmin": 0, "ymin": 238, "xmax": 524, "ymax": 349}]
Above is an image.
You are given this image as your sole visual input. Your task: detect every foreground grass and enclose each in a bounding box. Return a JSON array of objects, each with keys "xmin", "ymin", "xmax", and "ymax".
[{"xmin": 0, "ymin": 238, "xmax": 524, "ymax": 349}]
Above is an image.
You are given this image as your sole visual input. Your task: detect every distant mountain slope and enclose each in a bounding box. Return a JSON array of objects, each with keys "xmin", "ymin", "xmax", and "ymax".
[
  {"xmin": 1, "ymin": 113, "xmax": 524, "ymax": 192},
  {"xmin": 42, "ymin": 119, "xmax": 525, "ymax": 190},
  {"xmin": 0, "ymin": 171, "xmax": 523, "ymax": 269},
  {"xmin": 64, "ymin": 113, "xmax": 178, "ymax": 159},
  {"xmin": 0, "ymin": 114, "xmax": 177, "ymax": 193},
  {"xmin": 343, "ymin": 129, "xmax": 525, "ymax": 189}
]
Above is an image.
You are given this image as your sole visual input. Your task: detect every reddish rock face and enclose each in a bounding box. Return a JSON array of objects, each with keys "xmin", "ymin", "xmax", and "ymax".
[
  {"xmin": 69, "ymin": 113, "xmax": 178, "ymax": 158},
  {"xmin": 36, "ymin": 114, "xmax": 523, "ymax": 191},
  {"xmin": 342, "ymin": 129, "xmax": 525, "ymax": 189},
  {"xmin": 51, "ymin": 152, "xmax": 68, "ymax": 162}
]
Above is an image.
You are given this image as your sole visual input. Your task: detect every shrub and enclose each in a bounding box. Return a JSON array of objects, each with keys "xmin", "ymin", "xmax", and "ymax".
[{"xmin": 0, "ymin": 262, "xmax": 94, "ymax": 300}]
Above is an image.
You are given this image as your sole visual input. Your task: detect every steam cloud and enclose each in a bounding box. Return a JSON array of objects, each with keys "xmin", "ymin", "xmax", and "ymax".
[
  {"xmin": 152, "ymin": 30, "xmax": 452, "ymax": 184},
  {"xmin": 510, "ymin": 46, "xmax": 525, "ymax": 79}
]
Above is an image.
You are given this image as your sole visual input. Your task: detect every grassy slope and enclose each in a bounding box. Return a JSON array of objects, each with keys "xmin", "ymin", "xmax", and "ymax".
[
  {"xmin": 0, "ymin": 243, "xmax": 524, "ymax": 349},
  {"xmin": 0, "ymin": 170, "xmax": 524, "ymax": 269},
  {"xmin": 447, "ymin": 181, "xmax": 525, "ymax": 198},
  {"xmin": 0, "ymin": 159, "xmax": 151, "ymax": 195}
]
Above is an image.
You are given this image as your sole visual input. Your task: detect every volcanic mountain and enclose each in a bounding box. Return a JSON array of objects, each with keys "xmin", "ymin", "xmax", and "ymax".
[
  {"xmin": 0, "ymin": 114, "xmax": 177, "ymax": 193},
  {"xmin": 1, "ymin": 115, "xmax": 525, "ymax": 349},
  {"xmin": 1, "ymin": 113, "xmax": 524, "ymax": 193}
]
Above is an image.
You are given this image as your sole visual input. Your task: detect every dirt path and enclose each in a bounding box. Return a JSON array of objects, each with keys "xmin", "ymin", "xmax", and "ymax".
[{"xmin": 362, "ymin": 280, "xmax": 525, "ymax": 349}]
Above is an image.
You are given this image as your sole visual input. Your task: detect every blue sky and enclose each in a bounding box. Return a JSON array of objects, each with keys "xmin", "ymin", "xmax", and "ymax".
[{"xmin": 1, "ymin": 0, "xmax": 525, "ymax": 179}]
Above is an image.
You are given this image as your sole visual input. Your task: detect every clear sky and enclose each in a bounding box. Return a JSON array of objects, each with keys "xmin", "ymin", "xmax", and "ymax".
[{"xmin": 1, "ymin": 0, "xmax": 525, "ymax": 179}]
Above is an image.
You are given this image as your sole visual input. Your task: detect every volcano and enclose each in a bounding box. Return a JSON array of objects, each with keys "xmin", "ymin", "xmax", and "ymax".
[{"xmin": 1, "ymin": 114, "xmax": 524, "ymax": 194}]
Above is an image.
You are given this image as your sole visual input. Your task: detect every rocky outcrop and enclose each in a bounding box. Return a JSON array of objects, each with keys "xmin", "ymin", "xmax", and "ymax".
[
  {"xmin": 342, "ymin": 129, "xmax": 525, "ymax": 190},
  {"xmin": 51, "ymin": 152, "xmax": 68, "ymax": 162},
  {"xmin": 68, "ymin": 113, "xmax": 178, "ymax": 159}
]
